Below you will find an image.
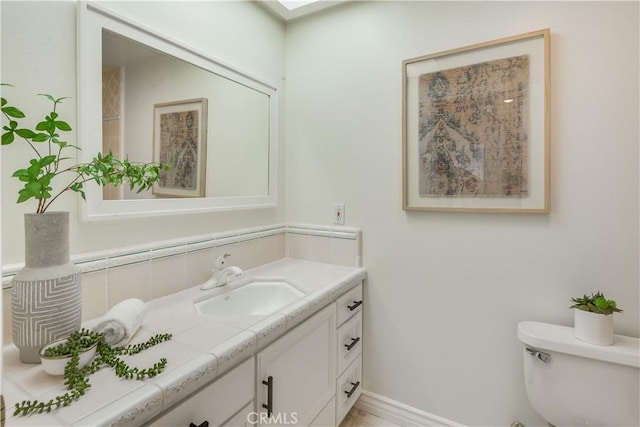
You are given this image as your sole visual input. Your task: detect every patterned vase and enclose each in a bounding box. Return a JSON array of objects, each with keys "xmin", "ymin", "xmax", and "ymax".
[{"xmin": 11, "ymin": 212, "xmax": 82, "ymax": 363}]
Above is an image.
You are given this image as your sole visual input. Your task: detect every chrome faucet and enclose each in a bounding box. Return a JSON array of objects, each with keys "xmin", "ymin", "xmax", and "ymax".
[{"xmin": 200, "ymin": 253, "xmax": 243, "ymax": 290}]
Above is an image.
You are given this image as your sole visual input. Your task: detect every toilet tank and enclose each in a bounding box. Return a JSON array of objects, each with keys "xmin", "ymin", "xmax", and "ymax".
[{"xmin": 518, "ymin": 321, "xmax": 639, "ymax": 427}]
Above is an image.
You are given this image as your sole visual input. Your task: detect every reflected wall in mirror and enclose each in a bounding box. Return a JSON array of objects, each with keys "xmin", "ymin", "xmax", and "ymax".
[{"xmin": 79, "ymin": 2, "xmax": 278, "ymax": 219}]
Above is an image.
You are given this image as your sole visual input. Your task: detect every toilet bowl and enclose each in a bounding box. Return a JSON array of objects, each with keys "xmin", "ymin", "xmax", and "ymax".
[{"xmin": 517, "ymin": 321, "xmax": 639, "ymax": 427}]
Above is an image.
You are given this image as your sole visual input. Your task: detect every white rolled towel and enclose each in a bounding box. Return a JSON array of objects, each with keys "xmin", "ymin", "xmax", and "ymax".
[{"xmin": 94, "ymin": 298, "xmax": 148, "ymax": 346}]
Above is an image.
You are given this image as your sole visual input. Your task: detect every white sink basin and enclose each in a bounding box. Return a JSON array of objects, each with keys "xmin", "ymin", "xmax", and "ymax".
[{"xmin": 195, "ymin": 281, "xmax": 305, "ymax": 316}]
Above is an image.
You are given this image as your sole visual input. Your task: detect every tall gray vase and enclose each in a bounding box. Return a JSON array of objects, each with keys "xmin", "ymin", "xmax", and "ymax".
[{"xmin": 11, "ymin": 212, "xmax": 82, "ymax": 363}]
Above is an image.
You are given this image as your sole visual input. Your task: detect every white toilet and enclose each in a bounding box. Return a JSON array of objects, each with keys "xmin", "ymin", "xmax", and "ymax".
[{"xmin": 517, "ymin": 321, "xmax": 640, "ymax": 427}]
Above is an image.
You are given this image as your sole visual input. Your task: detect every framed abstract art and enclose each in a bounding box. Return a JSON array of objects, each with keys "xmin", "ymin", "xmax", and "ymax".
[
  {"xmin": 402, "ymin": 29, "xmax": 550, "ymax": 213},
  {"xmin": 152, "ymin": 98, "xmax": 208, "ymax": 198}
]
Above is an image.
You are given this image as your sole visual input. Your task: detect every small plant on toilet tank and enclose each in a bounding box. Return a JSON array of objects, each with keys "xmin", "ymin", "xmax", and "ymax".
[{"xmin": 570, "ymin": 292, "xmax": 623, "ymax": 346}]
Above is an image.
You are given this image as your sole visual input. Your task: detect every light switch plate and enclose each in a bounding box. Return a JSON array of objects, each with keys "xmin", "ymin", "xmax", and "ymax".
[{"xmin": 334, "ymin": 204, "xmax": 345, "ymax": 225}]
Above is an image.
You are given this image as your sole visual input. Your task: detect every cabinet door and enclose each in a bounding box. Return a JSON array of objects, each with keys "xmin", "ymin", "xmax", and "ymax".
[
  {"xmin": 221, "ymin": 402, "xmax": 254, "ymax": 427},
  {"xmin": 310, "ymin": 397, "xmax": 336, "ymax": 427},
  {"xmin": 148, "ymin": 358, "xmax": 254, "ymax": 427},
  {"xmin": 257, "ymin": 304, "xmax": 336, "ymax": 427}
]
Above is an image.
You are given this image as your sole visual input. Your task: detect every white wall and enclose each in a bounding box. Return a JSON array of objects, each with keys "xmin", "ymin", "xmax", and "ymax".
[
  {"xmin": 285, "ymin": 2, "xmax": 639, "ymax": 426},
  {"xmin": 1, "ymin": 1, "xmax": 286, "ymax": 264}
]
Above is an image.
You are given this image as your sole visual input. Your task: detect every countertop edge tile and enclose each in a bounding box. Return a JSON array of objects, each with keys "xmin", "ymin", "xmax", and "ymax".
[
  {"xmin": 280, "ymin": 298, "xmax": 313, "ymax": 330},
  {"xmin": 71, "ymin": 383, "xmax": 163, "ymax": 427},
  {"xmin": 248, "ymin": 313, "xmax": 288, "ymax": 351},
  {"xmin": 208, "ymin": 330, "xmax": 257, "ymax": 376},
  {"xmin": 151, "ymin": 352, "xmax": 218, "ymax": 412}
]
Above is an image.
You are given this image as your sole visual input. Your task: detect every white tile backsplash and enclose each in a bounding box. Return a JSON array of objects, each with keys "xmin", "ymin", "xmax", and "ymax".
[
  {"xmin": 286, "ymin": 233, "xmax": 308, "ymax": 259},
  {"xmin": 107, "ymin": 261, "xmax": 152, "ymax": 307},
  {"xmin": 332, "ymin": 237, "xmax": 358, "ymax": 267},
  {"xmin": 184, "ymin": 247, "xmax": 218, "ymax": 286},
  {"xmin": 236, "ymin": 238, "xmax": 259, "ymax": 270},
  {"xmin": 150, "ymin": 253, "xmax": 187, "ymax": 298},
  {"xmin": 81, "ymin": 270, "xmax": 108, "ymax": 321},
  {"xmin": 307, "ymin": 234, "xmax": 333, "ymax": 264},
  {"xmin": 1, "ymin": 224, "xmax": 360, "ymax": 346}
]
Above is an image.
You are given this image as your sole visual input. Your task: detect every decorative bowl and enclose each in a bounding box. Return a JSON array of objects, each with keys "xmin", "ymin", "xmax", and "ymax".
[{"xmin": 39, "ymin": 337, "xmax": 98, "ymax": 376}]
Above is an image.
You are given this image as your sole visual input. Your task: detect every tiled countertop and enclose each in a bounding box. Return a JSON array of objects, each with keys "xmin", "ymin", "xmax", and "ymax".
[{"xmin": 3, "ymin": 258, "xmax": 367, "ymax": 426}]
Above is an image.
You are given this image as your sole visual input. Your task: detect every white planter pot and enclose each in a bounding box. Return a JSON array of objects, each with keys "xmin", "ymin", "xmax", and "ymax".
[
  {"xmin": 11, "ymin": 212, "xmax": 82, "ymax": 363},
  {"xmin": 574, "ymin": 309, "xmax": 614, "ymax": 346}
]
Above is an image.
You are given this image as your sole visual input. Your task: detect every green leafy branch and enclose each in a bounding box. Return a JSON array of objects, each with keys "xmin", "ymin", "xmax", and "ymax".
[
  {"xmin": 13, "ymin": 329, "xmax": 172, "ymax": 417},
  {"xmin": 1, "ymin": 87, "xmax": 169, "ymax": 213}
]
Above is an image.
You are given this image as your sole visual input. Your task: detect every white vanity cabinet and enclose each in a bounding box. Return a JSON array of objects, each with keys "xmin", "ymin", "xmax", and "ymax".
[
  {"xmin": 146, "ymin": 281, "xmax": 364, "ymax": 427},
  {"xmin": 256, "ymin": 304, "xmax": 337, "ymax": 426},
  {"xmin": 254, "ymin": 282, "xmax": 364, "ymax": 427},
  {"xmin": 147, "ymin": 358, "xmax": 254, "ymax": 427}
]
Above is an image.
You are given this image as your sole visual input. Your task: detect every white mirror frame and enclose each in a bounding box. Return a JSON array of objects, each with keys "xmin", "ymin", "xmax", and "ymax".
[{"xmin": 77, "ymin": 2, "xmax": 278, "ymax": 220}]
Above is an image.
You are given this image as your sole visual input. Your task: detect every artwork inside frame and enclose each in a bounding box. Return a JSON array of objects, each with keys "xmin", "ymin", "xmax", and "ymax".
[
  {"xmin": 402, "ymin": 29, "xmax": 550, "ymax": 213},
  {"xmin": 152, "ymin": 98, "xmax": 208, "ymax": 198}
]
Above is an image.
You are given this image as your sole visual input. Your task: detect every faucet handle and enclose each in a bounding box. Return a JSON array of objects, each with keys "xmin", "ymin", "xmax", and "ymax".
[{"xmin": 214, "ymin": 253, "xmax": 231, "ymax": 269}]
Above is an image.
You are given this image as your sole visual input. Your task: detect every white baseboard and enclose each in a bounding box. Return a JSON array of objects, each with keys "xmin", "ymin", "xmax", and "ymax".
[{"xmin": 354, "ymin": 390, "xmax": 466, "ymax": 427}]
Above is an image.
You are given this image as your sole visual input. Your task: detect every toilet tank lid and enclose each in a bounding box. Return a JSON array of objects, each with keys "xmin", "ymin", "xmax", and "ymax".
[{"xmin": 518, "ymin": 321, "xmax": 640, "ymax": 368}]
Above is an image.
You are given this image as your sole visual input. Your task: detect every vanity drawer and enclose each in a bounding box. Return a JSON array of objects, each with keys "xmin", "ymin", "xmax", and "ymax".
[
  {"xmin": 336, "ymin": 283, "xmax": 363, "ymax": 326},
  {"xmin": 337, "ymin": 312, "xmax": 362, "ymax": 375},
  {"xmin": 336, "ymin": 355, "xmax": 362, "ymax": 424}
]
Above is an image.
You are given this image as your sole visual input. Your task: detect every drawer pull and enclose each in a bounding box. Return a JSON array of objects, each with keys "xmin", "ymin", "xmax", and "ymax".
[
  {"xmin": 344, "ymin": 337, "xmax": 360, "ymax": 351},
  {"xmin": 189, "ymin": 422, "xmax": 209, "ymax": 427},
  {"xmin": 344, "ymin": 381, "xmax": 360, "ymax": 398},
  {"xmin": 347, "ymin": 300, "xmax": 363, "ymax": 311},
  {"xmin": 262, "ymin": 375, "xmax": 273, "ymax": 417}
]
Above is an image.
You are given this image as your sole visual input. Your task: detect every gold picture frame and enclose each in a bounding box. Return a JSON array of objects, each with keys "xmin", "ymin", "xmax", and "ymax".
[
  {"xmin": 402, "ymin": 29, "xmax": 550, "ymax": 213},
  {"xmin": 152, "ymin": 98, "xmax": 208, "ymax": 198}
]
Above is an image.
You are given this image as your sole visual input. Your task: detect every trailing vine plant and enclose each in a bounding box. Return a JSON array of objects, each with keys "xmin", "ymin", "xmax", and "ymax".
[{"xmin": 14, "ymin": 329, "xmax": 173, "ymax": 416}]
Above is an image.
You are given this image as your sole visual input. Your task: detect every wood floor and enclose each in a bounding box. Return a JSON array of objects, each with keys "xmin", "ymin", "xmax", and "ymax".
[{"xmin": 339, "ymin": 407, "xmax": 402, "ymax": 427}]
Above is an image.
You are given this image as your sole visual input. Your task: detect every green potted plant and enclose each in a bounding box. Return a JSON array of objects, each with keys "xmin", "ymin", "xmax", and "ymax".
[
  {"xmin": 2, "ymin": 87, "xmax": 168, "ymax": 363},
  {"xmin": 14, "ymin": 329, "xmax": 172, "ymax": 416},
  {"xmin": 39, "ymin": 330, "xmax": 100, "ymax": 376},
  {"xmin": 570, "ymin": 292, "xmax": 622, "ymax": 345}
]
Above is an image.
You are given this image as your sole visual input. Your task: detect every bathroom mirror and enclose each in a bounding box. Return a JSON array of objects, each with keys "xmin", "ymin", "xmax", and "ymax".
[{"xmin": 78, "ymin": 2, "xmax": 278, "ymax": 219}]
